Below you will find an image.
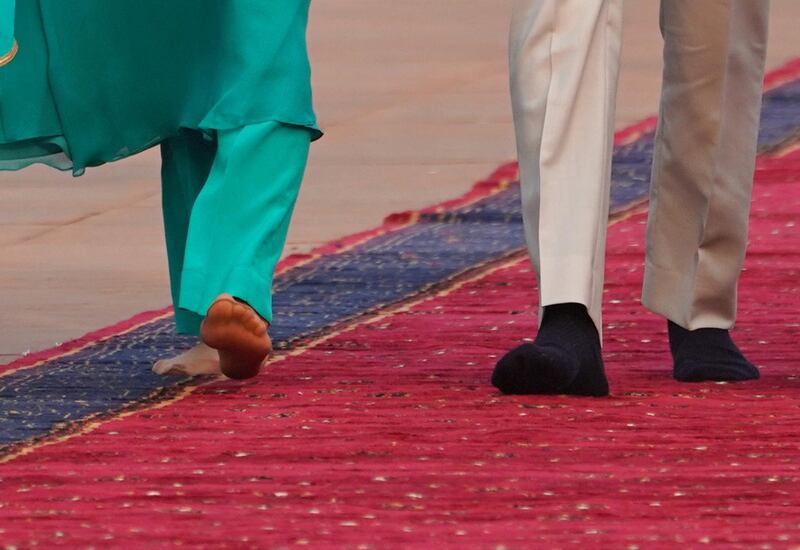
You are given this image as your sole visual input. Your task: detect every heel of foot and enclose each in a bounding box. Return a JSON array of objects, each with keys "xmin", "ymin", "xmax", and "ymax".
[{"xmin": 201, "ymin": 296, "xmax": 272, "ymax": 380}]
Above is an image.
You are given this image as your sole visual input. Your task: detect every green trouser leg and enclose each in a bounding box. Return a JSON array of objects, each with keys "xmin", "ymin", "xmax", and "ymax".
[
  {"xmin": 160, "ymin": 130, "xmax": 217, "ymax": 334},
  {"xmin": 160, "ymin": 121, "xmax": 310, "ymax": 336}
]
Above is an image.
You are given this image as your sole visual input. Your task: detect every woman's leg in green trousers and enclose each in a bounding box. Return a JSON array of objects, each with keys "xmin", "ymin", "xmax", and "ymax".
[
  {"xmin": 160, "ymin": 129, "xmax": 217, "ymax": 336},
  {"xmin": 154, "ymin": 121, "xmax": 310, "ymax": 377}
]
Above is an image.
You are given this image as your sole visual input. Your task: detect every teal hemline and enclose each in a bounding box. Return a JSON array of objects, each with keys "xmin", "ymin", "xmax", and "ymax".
[{"xmin": 0, "ymin": 120, "xmax": 321, "ymax": 177}]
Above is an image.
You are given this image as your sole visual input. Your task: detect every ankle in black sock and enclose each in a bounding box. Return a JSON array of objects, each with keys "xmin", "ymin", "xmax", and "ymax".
[
  {"xmin": 668, "ymin": 320, "xmax": 759, "ymax": 382},
  {"xmin": 492, "ymin": 303, "xmax": 609, "ymax": 396}
]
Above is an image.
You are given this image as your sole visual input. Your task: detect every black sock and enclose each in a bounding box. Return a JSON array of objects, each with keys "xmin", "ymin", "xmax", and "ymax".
[
  {"xmin": 491, "ymin": 303, "xmax": 609, "ymax": 396},
  {"xmin": 668, "ymin": 321, "xmax": 759, "ymax": 382}
]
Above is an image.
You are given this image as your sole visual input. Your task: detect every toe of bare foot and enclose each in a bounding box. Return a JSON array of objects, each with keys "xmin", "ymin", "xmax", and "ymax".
[{"xmin": 152, "ymin": 343, "xmax": 221, "ymax": 377}]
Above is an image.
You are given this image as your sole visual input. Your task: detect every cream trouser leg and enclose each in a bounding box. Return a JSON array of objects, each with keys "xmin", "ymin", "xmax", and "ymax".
[
  {"xmin": 509, "ymin": 0, "xmax": 623, "ymax": 333},
  {"xmin": 643, "ymin": 0, "xmax": 770, "ymax": 330}
]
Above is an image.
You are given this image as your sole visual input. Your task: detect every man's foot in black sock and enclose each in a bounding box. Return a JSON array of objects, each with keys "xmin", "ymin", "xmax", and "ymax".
[
  {"xmin": 491, "ymin": 303, "xmax": 609, "ymax": 396},
  {"xmin": 668, "ymin": 321, "xmax": 759, "ymax": 382}
]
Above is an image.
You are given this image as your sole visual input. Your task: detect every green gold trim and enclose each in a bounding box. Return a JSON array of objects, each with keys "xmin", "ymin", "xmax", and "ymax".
[{"xmin": 0, "ymin": 39, "xmax": 18, "ymax": 67}]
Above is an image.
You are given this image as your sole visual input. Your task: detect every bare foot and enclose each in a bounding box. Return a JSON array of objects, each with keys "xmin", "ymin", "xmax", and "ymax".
[
  {"xmin": 200, "ymin": 294, "xmax": 272, "ymax": 380},
  {"xmin": 152, "ymin": 342, "xmax": 221, "ymax": 376}
]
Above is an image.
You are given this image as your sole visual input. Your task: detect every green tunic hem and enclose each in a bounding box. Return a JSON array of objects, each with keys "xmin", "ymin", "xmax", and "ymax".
[
  {"xmin": 0, "ymin": 120, "xmax": 321, "ymax": 176},
  {"xmin": 0, "ymin": 0, "xmax": 320, "ymax": 176}
]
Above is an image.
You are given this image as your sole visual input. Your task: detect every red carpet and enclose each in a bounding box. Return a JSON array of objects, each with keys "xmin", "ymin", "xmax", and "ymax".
[{"xmin": 1, "ymin": 142, "xmax": 800, "ymax": 547}]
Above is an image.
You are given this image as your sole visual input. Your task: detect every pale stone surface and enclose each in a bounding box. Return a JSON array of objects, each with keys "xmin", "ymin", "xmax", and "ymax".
[{"xmin": 1, "ymin": 1, "xmax": 799, "ymax": 362}]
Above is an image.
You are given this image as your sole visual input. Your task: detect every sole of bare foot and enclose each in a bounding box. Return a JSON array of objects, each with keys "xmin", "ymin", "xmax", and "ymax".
[
  {"xmin": 152, "ymin": 342, "xmax": 221, "ymax": 377},
  {"xmin": 200, "ymin": 294, "xmax": 272, "ymax": 380}
]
